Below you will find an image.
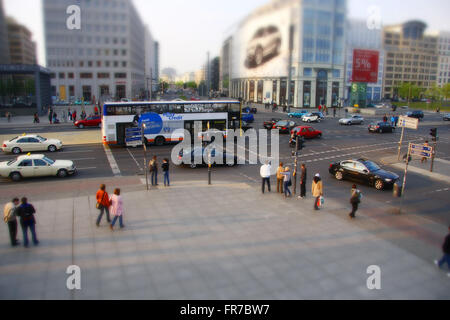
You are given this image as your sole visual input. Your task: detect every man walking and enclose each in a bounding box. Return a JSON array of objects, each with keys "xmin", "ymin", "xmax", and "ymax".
[
  {"xmin": 96, "ymin": 184, "xmax": 111, "ymax": 227},
  {"xmin": 434, "ymin": 226, "xmax": 450, "ymax": 277},
  {"xmin": 260, "ymin": 161, "xmax": 272, "ymax": 194},
  {"xmin": 48, "ymin": 107, "xmax": 53, "ymax": 124},
  {"xmin": 276, "ymin": 162, "xmax": 284, "ymax": 194},
  {"xmin": 298, "ymin": 164, "xmax": 307, "ymax": 199},
  {"xmin": 3, "ymin": 198, "xmax": 20, "ymax": 246},
  {"xmin": 17, "ymin": 197, "xmax": 39, "ymax": 247},
  {"xmin": 349, "ymin": 184, "xmax": 362, "ymax": 219}
]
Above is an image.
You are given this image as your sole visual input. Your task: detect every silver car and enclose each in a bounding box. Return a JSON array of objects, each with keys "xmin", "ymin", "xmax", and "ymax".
[{"xmin": 339, "ymin": 115, "xmax": 364, "ymax": 125}]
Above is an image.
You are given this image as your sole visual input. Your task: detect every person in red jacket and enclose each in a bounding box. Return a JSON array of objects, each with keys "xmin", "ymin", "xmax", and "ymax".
[{"xmin": 96, "ymin": 184, "xmax": 111, "ymax": 227}]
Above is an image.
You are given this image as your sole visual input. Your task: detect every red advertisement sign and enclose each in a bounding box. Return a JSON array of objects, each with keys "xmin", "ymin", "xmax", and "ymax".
[{"xmin": 352, "ymin": 49, "xmax": 379, "ymax": 83}]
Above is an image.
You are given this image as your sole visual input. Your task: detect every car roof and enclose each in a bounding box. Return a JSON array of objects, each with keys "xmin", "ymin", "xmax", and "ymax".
[
  {"xmin": 15, "ymin": 134, "xmax": 40, "ymax": 139},
  {"xmin": 16, "ymin": 154, "xmax": 45, "ymax": 161}
]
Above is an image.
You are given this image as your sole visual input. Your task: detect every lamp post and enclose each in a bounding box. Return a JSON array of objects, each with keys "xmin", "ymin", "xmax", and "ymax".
[{"xmin": 142, "ymin": 123, "xmax": 149, "ymax": 191}]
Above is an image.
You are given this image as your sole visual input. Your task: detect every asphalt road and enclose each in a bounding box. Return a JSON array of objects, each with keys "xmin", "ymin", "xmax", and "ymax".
[{"xmin": 0, "ymin": 107, "xmax": 449, "ymax": 227}]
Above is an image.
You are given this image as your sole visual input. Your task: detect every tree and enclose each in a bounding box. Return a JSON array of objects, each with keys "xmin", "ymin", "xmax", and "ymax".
[
  {"xmin": 185, "ymin": 81, "xmax": 197, "ymax": 90},
  {"xmin": 175, "ymin": 81, "xmax": 184, "ymax": 88},
  {"xmin": 396, "ymin": 82, "xmax": 422, "ymax": 100},
  {"xmin": 424, "ymin": 84, "xmax": 442, "ymax": 102},
  {"xmin": 441, "ymin": 83, "xmax": 450, "ymax": 101}
]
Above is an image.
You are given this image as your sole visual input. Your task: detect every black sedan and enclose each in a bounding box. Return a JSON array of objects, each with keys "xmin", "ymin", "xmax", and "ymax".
[
  {"xmin": 329, "ymin": 159, "xmax": 399, "ymax": 190},
  {"xmin": 443, "ymin": 113, "xmax": 450, "ymax": 121},
  {"xmin": 272, "ymin": 120, "xmax": 297, "ymax": 134},
  {"xmin": 368, "ymin": 122, "xmax": 395, "ymax": 133},
  {"xmin": 263, "ymin": 118, "xmax": 281, "ymax": 130},
  {"xmin": 177, "ymin": 147, "xmax": 238, "ymax": 169},
  {"xmin": 407, "ymin": 110, "xmax": 424, "ymax": 120}
]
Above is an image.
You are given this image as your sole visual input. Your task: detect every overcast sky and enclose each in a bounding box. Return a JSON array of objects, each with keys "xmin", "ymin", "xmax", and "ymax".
[{"xmin": 4, "ymin": 0, "xmax": 450, "ymax": 74}]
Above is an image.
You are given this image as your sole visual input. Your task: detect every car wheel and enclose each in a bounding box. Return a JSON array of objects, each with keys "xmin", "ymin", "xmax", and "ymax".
[
  {"xmin": 10, "ymin": 172, "xmax": 22, "ymax": 182},
  {"xmin": 255, "ymin": 46, "xmax": 263, "ymax": 65},
  {"xmin": 375, "ymin": 179, "xmax": 384, "ymax": 190},
  {"xmin": 12, "ymin": 147, "xmax": 21, "ymax": 155},
  {"xmin": 57, "ymin": 169, "xmax": 68, "ymax": 178},
  {"xmin": 48, "ymin": 145, "xmax": 57, "ymax": 152},
  {"xmin": 317, "ymin": 133, "xmax": 322, "ymax": 139},
  {"xmin": 335, "ymin": 171, "xmax": 344, "ymax": 181},
  {"xmin": 155, "ymin": 136, "xmax": 165, "ymax": 146},
  {"xmin": 78, "ymin": 124, "xmax": 84, "ymax": 129}
]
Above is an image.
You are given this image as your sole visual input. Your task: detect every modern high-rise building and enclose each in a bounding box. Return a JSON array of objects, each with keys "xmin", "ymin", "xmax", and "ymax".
[
  {"xmin": 6, "ymin": 17, "xmax": 37, "ymax": 65},
  {"xmin": 220, "ymin": 36, "xmax": 232, "ymax": 95},
  {"xmin": 44, "ymin": 0, "xmax": 158, "ymax": 102},
  {"xmin": 226, "ymin": 0, "xmax": 347, "ymax": 109},
  {"xmin": 437, "ymin": 31, "xmax": 450, "ymax": 88},
  {"xmin": 344, "ymin": 19, "xmax": 384, "ymax": 102},
  {"xmin": 382, "ymin": 21, "xmax": 439, "ymax": 99},
  {"xmin": 0, "ymin": 0, "xmax": 10, "ymax": 64}
]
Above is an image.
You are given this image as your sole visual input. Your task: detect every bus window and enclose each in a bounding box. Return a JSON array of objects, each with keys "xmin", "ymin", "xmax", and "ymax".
[
  {"xmin": 212, "ymin": 120, "xmax": 226, "ymax": 131},
  {"xmin": 168, "ymin": 104, "xmax": 183, "ymax": 113}
]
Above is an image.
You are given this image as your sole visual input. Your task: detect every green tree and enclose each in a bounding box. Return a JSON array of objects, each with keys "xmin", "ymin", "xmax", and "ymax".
[
  {"xmin": 441, "ymin": 83, "xmax": 450, "ymax": 101},
  {"xmin": 424, "ymin": 84, "xmax": 442, "ymax": 102},
  {"xmin": 185, "ymin": 81, "xmax": 197, "ymax": 89},
  {"xmin": 175, "ymin": 81, "xmax": 184, "ymax": 88},
  {"xmin": 396, "ymin": 82, "xmax": 422, "ymax": 100}
]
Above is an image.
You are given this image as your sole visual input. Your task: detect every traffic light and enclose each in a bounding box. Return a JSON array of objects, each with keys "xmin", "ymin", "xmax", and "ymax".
[{"xmin": 430, "ymin": 128, "xmax": 437, "ymax": 141}]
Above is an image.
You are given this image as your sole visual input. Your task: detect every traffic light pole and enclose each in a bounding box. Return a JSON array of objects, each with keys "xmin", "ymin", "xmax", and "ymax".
[
  {"xmin": 397, "ymin": 126, "xmax": 405, "ymax": 161},
  {"xmin": 430, "ymin": 140, "xmax": 437, "ymax": 173},
  {"xmin": 293, "ymin": 136, "xmax": 299, "ymax": 195}
]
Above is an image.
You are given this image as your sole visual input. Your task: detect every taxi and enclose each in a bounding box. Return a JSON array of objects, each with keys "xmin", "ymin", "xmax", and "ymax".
[{"xmin": 2, "ymin": 135, "xmax": 63, "ymax": 154}]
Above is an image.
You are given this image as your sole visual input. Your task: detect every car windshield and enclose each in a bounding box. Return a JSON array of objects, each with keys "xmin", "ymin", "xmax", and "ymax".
[
  {"xmin": 43, "ymin": 157, "xmax": 55, "ymax": 165},
  {"xmin": 277, "ymin": 121, "xmax": 288, "ymax": 126},
  {"xmin": 36, "ymin": 136, "xmax": 47, "ymax": 142},
  {"xmin": 363, "ymin": 161, "xmax": 381, "ymax": 171}
]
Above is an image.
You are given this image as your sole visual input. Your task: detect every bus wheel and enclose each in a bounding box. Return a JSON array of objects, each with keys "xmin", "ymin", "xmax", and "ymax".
[{"xmin": 155, "ymin": 136, "xmax": 165, "ymax": 146}]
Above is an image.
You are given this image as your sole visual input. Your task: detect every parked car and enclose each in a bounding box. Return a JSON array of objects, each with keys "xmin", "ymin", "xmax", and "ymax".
[
  {"xmin": 443, "ymin": 113, "xmax": 450, "ymax": 121},
  {"xmin": 301, "ymin": 113, "xmax": 321, "ymax": 123},
  {"xmin": 0, "ymin": 154, "xmax": 76, "ymax": 181},
  {"xmin": 339, "ymin": 115, "xmax": 364, "ymax": 125},
  {"xmin": 291, "ymin": 126, "xmax": 322, "ymax": 139},
  {"xmin": 243, "ymin": 107, "xmax": 257, "ymax": 114},
  {"xmin": 329, "ymin": 158, "xmax": 399, "ymax": 190},
  {"xmin": 368, "ymin": 122, "xmax": 395, "ymax": 133},
  {"xmin": 288, "ymin": 110, "xmax": 309, "ymax": 118},
  {"xmin": 272, "ymin": 120, "xmax": 297, "ymax": 134},
  {"xmin": 177, "ymin": 146, "xmax": 238, "ymax": 169},
  {"xmin": 406, "ymin": 110, "xmax": 424, "ymax": 120},
  {"xmin": 2, "ymin": 135, "xmax": 63, "ymax": 154},
  {"xmin": 74, "ymin": 116, "xmax": 102, "ymax": 129},
  {"xmin": 246, "ymin": 25, "xmax": 281, "ymax": 67},
  {"xmin": 311, "ymin": 112, "xmax": 325, "ymax": 120},
  {"xmin": 242, "ymin": 113, "xmax": 255, "ymax": 123},
  {"xmin": 263, "ymin": 118, "xmax": 281, "ymax": 130}
]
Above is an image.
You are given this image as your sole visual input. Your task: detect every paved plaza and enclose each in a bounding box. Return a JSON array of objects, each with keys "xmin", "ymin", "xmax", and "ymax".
[{"xmin": 0, "ymin": 178, "xmax": 449, "ymax": 300}]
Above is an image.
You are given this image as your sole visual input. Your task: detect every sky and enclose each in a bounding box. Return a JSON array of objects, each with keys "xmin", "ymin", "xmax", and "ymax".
[{"xmin": 3, "ymin": 0, "xmax": 450, "ymax": 75}]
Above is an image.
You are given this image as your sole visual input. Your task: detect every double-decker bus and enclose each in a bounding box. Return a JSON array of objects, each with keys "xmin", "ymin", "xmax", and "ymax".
[{"xmin": 102, "ymin": 100, "xmax": 242, "ymax": 146}]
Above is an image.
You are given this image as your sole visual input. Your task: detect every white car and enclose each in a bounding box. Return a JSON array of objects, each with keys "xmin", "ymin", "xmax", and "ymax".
[
  {"xmin": 2, "ymin": 135, "xmax": 63, "ymax": 154},
  {"xmin": 246, "ymin": 26, "xmax": 282, "ymax": 67},
  {"xmin": 339, "ymin": 115, "xmax": 364, "ymax": 125},
  {"xmin": 301, "ymin": 113, "xmax": 321, "ymax": 123},
  {"xmin": 0, "ymin": 154, "xmax": 76, "ymax": 181}
]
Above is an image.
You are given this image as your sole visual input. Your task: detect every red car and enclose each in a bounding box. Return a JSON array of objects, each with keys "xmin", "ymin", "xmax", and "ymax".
[
  {"xmin": 291, "ymin": 126, "xmax": 322, "ymax": 139},
  {"xmin": 74, "ymin": 116, "xmax": 102, "ymax": 129}
]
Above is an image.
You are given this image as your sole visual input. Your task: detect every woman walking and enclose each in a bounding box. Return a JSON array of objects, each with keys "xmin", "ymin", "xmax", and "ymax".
[
  {"xmin": 311, "ymin": 173, "xmax": 323, "ymax": 210},
  {"xmin": 281, "ymin": 167, "xmax": 292, "ymax": 198},
  {"xmin": 149, "ymin": 156, "xmax": 159, "ymax": 186},
  {"xmin": 109, "ymin": 189, "xmax": 124, "ymax": 230},
  {"xmin": 162, "ymin": 158, "xmax": 170, "ymax": 187},
  {"xmin": 96, "ymin": 184, "xmax": 111, "ymax": 227},
  {"xmin": 276, "ymin": 162, "xmax": 284, "ymax": 194}
]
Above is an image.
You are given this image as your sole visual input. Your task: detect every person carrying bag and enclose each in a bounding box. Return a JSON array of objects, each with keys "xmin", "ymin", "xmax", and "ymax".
[{"xmin": 96, "ymin": 184, "xmax": 111, "ymax": 226}]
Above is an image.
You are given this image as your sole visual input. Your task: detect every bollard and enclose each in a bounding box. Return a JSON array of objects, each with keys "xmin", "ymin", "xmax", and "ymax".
[{"xmin": 393, "ymin": 182, "xmax": 402, "ymax": 198}]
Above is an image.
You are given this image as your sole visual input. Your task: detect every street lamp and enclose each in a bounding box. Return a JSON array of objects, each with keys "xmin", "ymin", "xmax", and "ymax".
[{"xmin": 142, "ymin": 123, "xmax": 149, "ymax": 190}]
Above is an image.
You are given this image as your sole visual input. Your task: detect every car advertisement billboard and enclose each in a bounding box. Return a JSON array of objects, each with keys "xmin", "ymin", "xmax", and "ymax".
[
  {"xmin": 231, "ymin": 5, "xmax": 291, "ymax": 79},
  {"xmin": 352, "ymin": 49, "xmax": 379, "ymax": 83}
]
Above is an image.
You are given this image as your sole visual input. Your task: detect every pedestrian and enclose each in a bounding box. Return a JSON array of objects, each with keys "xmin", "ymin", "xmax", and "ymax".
[
  {"xmin": 62, "ymin": 110, "xmax": 67, "ymax": 123},
  {"xmin": 276, "ymin": 162, "xmax": 284, "ymax": 194},
  {"xmin": 422, "ymin": 141, "xmax": 430, "ymax": 164},
  {"xmin": 81, "ymin": 110, "xmax": 86, "ymax": 120},
  {"xmin": 3, "ymin": 198, "xmax": 20, "ymax": 246},
  {"xmin": 280, "ymin": 167, "xmax": 292, "ymax": 198},
  {"xmin": 260, "ymin": 161, "xmax": 272, "ymax": 194},
  {"xmin": 162, "ymin": 158, "xmax": 170, "ymax": 187},
  {"xmin": 349, "ymin": 184, "xmax": 362, "ymax": 219},
  {"xmin": 391, "ymin": 115, "xmax": 395, "ymax": 125},
  {"xmin": 52, "ymin": 112, "xmax": 58, "ymax": 124},
  {"xmin": 6, "ymin": 111, "xmax": 11, "ymax": 122},
  {"xmin": 311, "ymin": 173, "xmax": 323, "ymax": 211},
  {"xmin": 434, "ymin": 225, "xmax": 450, "ymax": 276},
  {"xmin": 33, "ymin": 113, "xmax": 40, "ymax": 124},
  {"xmin": 96, "ymin": 184, "xmax": 111, "ymax": 227},
  {"xmin": 298, "ymin": 164, "xmax": 307, "ymax": 199},
  {"xmin": 109, "ymin": 188, "xmax": 124, "ymax": 230},
  {"xmin": 333, "ymin": 106, "xmax": 336, "ymax": 118},
  {"xmin": 72, "ymin": 110, "xmax": 77, "ymax": 122},
  {"xmin": 394, "ymin": 115, "xmax": 399, "ymax": 127},
  {"xmin": 48, "ymin": 107, "xmax": 53, "ymax": 124},
  {"xmin": 318, "ymin": 105, "xmax": 322, "ymax": 113},
  {"xmin": 383, "ymin": 114, "xmax": 388, "ymax": 123},
  {"xmin": 68, "ymin": 108, "xmax": 72, "ymax": 121},
  {"xmin": 149, "ymin": 156, "xmax": 159, "ymax": 186},
  {"xmin": 94, "ymin": 105, "xmax": 99, "ymax": 116},
  {"xmin": 16, "ymin": 197, "xmax": 39, "ymax": 247}
]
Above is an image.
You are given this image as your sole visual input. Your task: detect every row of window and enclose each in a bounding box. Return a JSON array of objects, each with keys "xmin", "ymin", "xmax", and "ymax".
[
  {"xmin": 46, "ymin": 35, "xmax": 127, "ymax": 46},
  {"xmin": 48, "ymin": 60, "xmax": 128, "ymax": 68},
  {"xmin": 50, "ymin": 72, "xmax": 127, "ymax": 80}
]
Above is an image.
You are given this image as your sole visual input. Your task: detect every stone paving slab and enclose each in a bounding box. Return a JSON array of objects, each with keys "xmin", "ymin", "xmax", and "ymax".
[{"xmin": 0, "ymin": 180, "xmax": 449, "ymax": 300}]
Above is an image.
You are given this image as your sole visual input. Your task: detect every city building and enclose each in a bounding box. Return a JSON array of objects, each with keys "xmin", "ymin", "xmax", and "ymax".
[
  {"xmin": 6, "ymin": 17, "xmax": 37, "ymax": 65},
  {"xmin": 44, "ymin": 0, "xmax": 158, "ymax": 102},
  {"xmin": 220, "ymin": 36, "xmax": 232, "ymax": 95},
  {"xmin": 0, "ymin": 0, "xmax": 10, "ymax": 64},
  {"xmin": 437, "ymin": 31, "xmax": 450, "ymax": 87},
  {"xmin": 161, "ymin": 67, "xmax": 177, "ymax": 83},
  {"xmin": 344, "ymin": 19, "xmax": 384, "ymax": 103},
  {"xmin": 226, "ymin": 0, "xmax": 347, "ymax": 109},
  {"xmin": 382, "ymin": 21, "xmax": 439, "ymax": 99},
  {"xmin": 210, "ymin": 56, "xmax": 220, "ymax": 91}
]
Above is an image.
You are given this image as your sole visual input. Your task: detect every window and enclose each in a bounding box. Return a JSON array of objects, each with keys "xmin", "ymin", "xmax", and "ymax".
[
  {"xmin": 68, "ymin": 73, "xmax": 74, "ymax": 79},
  {"xmin": 19, "ymin": 160, "xmax": 33, "ymax": 167},
  {"xmin": 80, "ymin": 73, "xmax": 93, "ymax": 79},
  {"xmin": 304, "ymin": 68, "xmax": 312, "ymax": 77},
  {"xmin": 34, "ymin": 160, "xmax": 48, "ymax": 167},
  {"xmin": 114, "ymin": 73, "xmax": 127, "ymax": 79},
  {"xmin": 59, "ymin": 73, "xmax": 65, "ymax": 79},
  {"xmin": 98, "ymin": 73, "xmax": 110, "ymax": 79}
]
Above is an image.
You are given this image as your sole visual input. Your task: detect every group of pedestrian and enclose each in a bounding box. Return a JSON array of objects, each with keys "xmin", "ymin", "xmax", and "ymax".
[
  {"xmin": 68, "ymin": 108, "xmax": 77, "ymax": 122},
  {"xmin": 148, "ymin": 156, "xmax": 170, "ymax": 187},
  {"xmin": 3, "ymin": 197, "xmax": 39, "ymax": 248},
  {"xmin": 383, "ymin": 113, "xmax": 399, "ymax": 126},
  {"xmin": 95, "ymin": 184, "xmax": 125, "ymax": 230},
  {"xmin": 318, "ymin": 104, "xmax": 328, "ymax": 115}
]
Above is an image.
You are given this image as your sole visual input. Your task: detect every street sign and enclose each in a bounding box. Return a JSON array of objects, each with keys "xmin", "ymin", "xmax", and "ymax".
[
  {"xmin": 125, "ymin": 127, "xmax": 143, "ymax": 147},
  {"xmin": 398, "ymin": 116, "xmax": 419, "ymax": 130},
  {"xmin": 410, "ymin": 143, "xmax": 433, "ymax": 159}
]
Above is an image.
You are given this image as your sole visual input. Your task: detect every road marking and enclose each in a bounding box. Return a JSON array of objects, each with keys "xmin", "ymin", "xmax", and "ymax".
[
  {"xmin": 391, "ymin": 163, "xmax": 450, "ymax": 184},
  {"xmin": 71, "ymin": 157, "xmax": 96, "ymax": 161},
  {"xmin": 77, "ymin": 167, "xmax": 97, "ymax": 170},
  {"xmin": 103, "ymin": 144, "xmax": 121, "ymax": 176},
  {"xmin": 127, "ymin": 148, "xmax": 143, "ymax": 171}
]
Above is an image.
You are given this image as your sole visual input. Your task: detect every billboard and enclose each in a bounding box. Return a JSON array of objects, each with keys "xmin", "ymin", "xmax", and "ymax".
[
  {"xmin": 231, "ymin": 5, "xmax": 292, "ymax": 79},
  {"xmin": 352, "ymin": 49, "xmax": 379, "ymax": 83}
]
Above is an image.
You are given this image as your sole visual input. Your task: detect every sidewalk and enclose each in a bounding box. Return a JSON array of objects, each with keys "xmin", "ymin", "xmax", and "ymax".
[{"xmin": 0, "ymin": 179, "xmax": 448, "ymax": 300}]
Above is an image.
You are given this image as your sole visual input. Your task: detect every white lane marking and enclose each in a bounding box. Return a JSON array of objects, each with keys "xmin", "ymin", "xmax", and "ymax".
[
  {"xmin": 127, "ymin": 148, "xmax": 143, "ymax": 171},
  {"xmin": 103, "ymin": 144, "xmax": 121, "ymax": 176},
  {"xmin": 71, "ymin": 158, "xmax": 96, "ymax": 161},
  {"xmin": 77, "ymin": 167, "xmax": 97, "ymax": 170}
]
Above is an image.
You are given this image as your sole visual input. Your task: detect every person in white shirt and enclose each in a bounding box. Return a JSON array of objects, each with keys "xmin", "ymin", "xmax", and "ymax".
[
  {"xmin": 3, "ymin": 198, "xmax": 20, "ymax": 246},
  {"xmin": 260, "ymin": 161, "xmax": 272, "ymax": 194}
]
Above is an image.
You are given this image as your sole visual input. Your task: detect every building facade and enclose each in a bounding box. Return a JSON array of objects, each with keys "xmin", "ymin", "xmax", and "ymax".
[
  {"xmin": 6, "ymin": 17, "xmax": 37, "ymax": 65},
  {"xmin": 437, "ymin": 31, "xmax": 450, "ymax": 88},
  {"xmin": 44, "ymin": 0, "xmax": 157, "ymax": 102},
  {"xmin": 344, "ymin": 19, "xmax": 384, "ymax": 103},
  {"xmin": 226, "ymin": 0, "xmax": 347, "ymax": 109},
  {"xmin": 382, "ymin": 21, "xmax": 439, "ymax": 99},
  {"xmin": 219, "ymin": 36, "xmax": 232, "ymax": 95},
  {"xmin": 0, "ymin": 0, "xmax": 10, "ymax": 64}
]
